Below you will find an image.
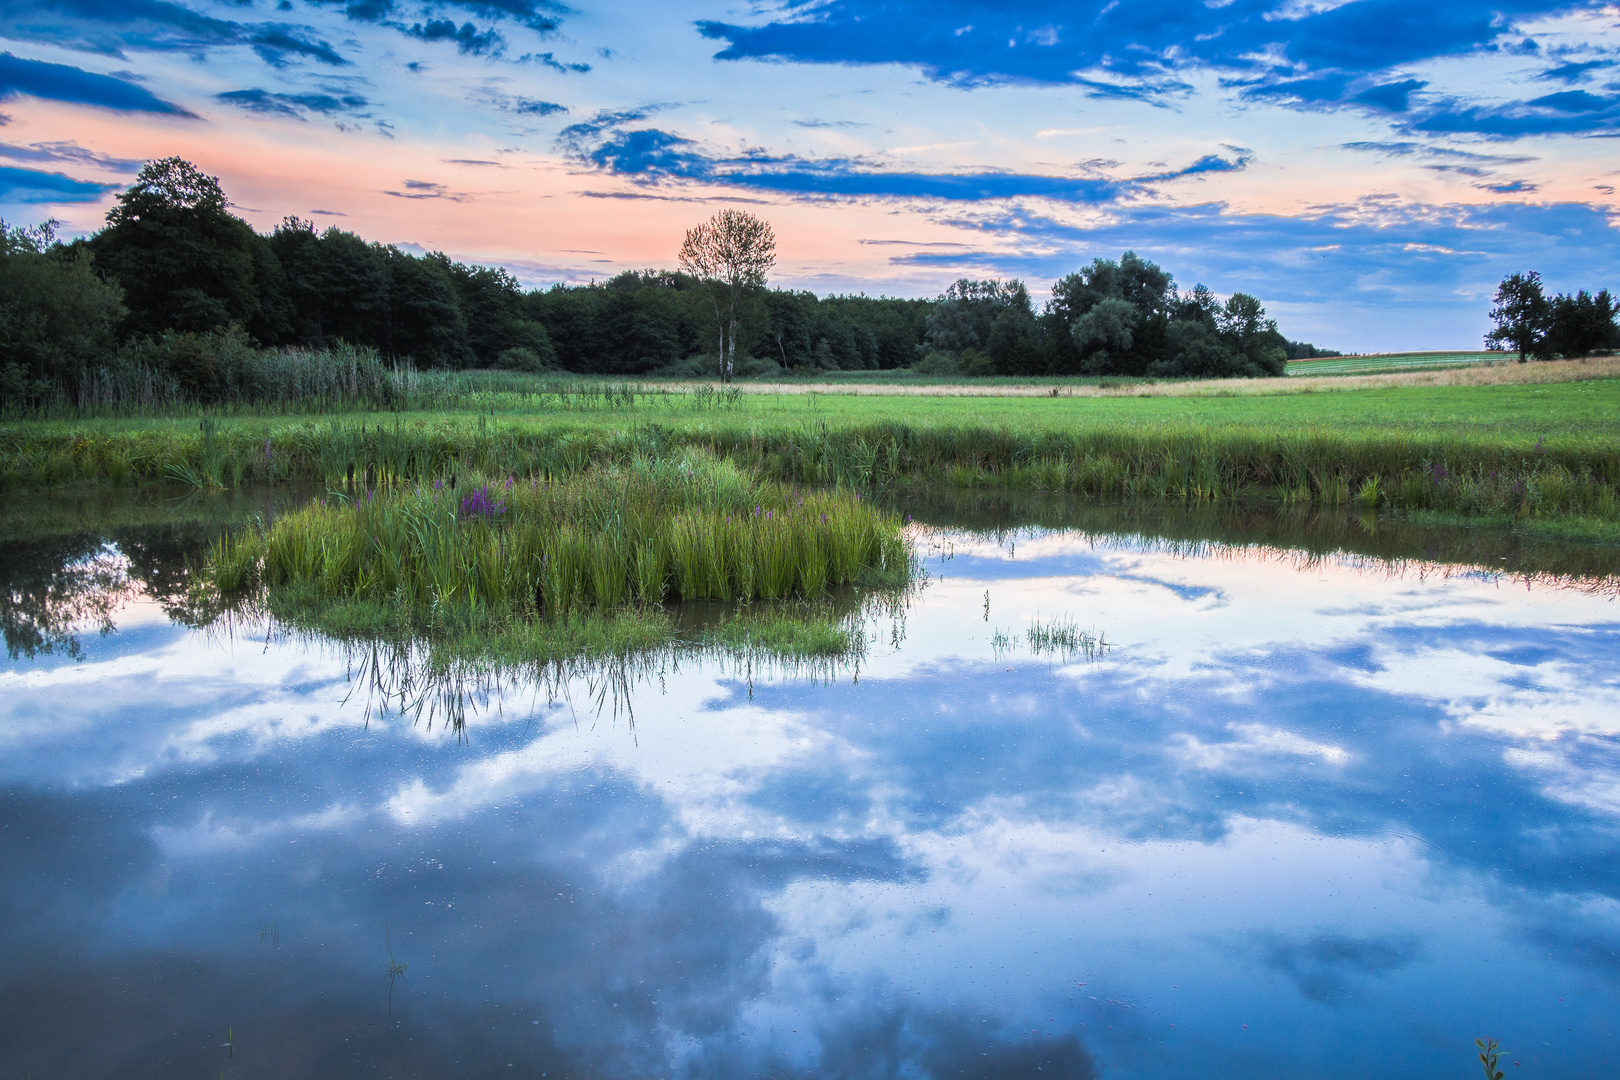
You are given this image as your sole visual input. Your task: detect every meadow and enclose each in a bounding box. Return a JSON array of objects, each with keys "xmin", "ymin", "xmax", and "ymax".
[{"xmin": 3, "ymin": 363, "xmax": 1618, "ymax": 546}]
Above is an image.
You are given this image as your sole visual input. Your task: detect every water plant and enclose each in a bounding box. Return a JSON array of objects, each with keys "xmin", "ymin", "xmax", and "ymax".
[
  {"xmin": 207, "ymin": 449, "xmax": 910, "ymax": 621},
  {"xmin": 1476, "ymin": 1037, "xmax": 1504, "ymax": 1080}
]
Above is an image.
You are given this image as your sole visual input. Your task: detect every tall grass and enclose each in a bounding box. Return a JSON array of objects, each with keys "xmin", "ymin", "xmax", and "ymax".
[
  {"xmin": 207, "ymin": 450, "xmax": 909, "ymax": 617},
  {"xmin": 6, "ymin": 409, "xmax": 1619, "ymax": 530}
]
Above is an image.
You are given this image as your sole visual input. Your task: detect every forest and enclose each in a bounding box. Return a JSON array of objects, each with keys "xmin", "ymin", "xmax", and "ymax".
[{"xmin": 1, "ymin": 157, "xmax": 1339, "ymax": 407}]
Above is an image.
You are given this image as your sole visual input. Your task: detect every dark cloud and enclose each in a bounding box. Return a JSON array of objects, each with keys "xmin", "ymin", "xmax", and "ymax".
[
  {"xmin": 559, "ymin": 111, "xmax": 1246, "ymax": 203},
  {"xmin": 444, "ymin": 0, "xmax": 565, "ymax": 34},
  {"xmin": 0, "ymin": 2, "xmax": 352, "ymax": 73},
  {"xmin": 694, "ymin": 1, "xmax": 1620, "ymax": 133},
  {"xmin": 0, "ymin": 0, "xmax": 240, "ymax": 57},
  {"xmin": 408, "ymin": 18, "xmax": 504, "ymax": 55},
  {"xmin": 1536, "ymin": 59, "xmax": 1616, "ymax": 83},
  {"xmin": 1262, "ymin": 933, "xmax": 1420, "ymax": 1004},
  {"xmin": 383, "ymin": 178, "xmax": 470, "ymax": 200},
  {"xmin": 1413, "ymin": 90, "xmax": 1620, "ymax": 136},
  {"xmin": 0, "ymin": 139, "xmax": 142, "ymax": 171},
  {"xmin": 1478, "ymin": 179, "xmax": 1539, "ymax": 193},
  {"xmin": 215, "ymin": 87, "xmax": 370, "ymax": 118},
  {"xmin": 0, "ymin": 51, "xmax": 192, "ymax": 115},
  {"xmin": 248, "ymin": 26, "xmax": 349, "ymax": 67},
  {"xmin": 517, "ymin": 50, "xmax": 590, "ymax": 72},
  {"xmin": 695, "ymin": 0, "xmax": 1555, "ymax": 94}
]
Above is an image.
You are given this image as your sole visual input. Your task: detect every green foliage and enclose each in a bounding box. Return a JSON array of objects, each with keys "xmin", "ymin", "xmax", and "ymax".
[
  {"xmin": 1475, "ymin": 1037, "xmax": 1504, "ymax": 1080},
  {"xmin": 0, "ymin": 220, "xmax": 126, "ymax": 407},
  {"xmin": 1544, "ymin": 288, "xmax": 1619, "ymax": 359},
  {"xmin": 211, "ymin": 450, "xmax": 908, "ymax": 619},
  {"xmin": 1485, "ymin": 270, "xmax": 1552, "ymax": 362},
  {"xmin": 90, "ymin": 158, "xmax": 264, "ymax": 338}
]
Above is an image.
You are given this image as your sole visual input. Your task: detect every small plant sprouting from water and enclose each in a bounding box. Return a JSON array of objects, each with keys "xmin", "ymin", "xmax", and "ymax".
[
  {"xmin": 385, "ymin": 927, "xmax": 408, "ymax": 1019},
  {"xmin": 1476, "ymin": 1037, "xmax": 1505, "ymax": 1080},
  {"xmin": 1025, "ymin": 615, "xmax": 1110, "ymax": 661}
]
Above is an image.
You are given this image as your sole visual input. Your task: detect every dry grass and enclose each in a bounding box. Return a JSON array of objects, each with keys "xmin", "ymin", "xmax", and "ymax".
[{"xmin": 681, "ymin": 356, "xmax": 1620, "ymax": 399}]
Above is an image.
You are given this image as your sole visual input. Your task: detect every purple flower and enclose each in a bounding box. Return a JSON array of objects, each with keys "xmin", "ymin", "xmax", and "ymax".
[{"xmin": 458, "ymin": 485, "xmax": 506, "ymax": 521}]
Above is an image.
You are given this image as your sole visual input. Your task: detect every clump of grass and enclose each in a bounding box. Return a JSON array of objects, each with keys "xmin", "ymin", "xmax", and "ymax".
[
  {"xmin": 1024, "ymin": 615, "xmax": 1109, "ymax": 661},
  {"xmin": 207, "ymin": 450, "xmax": 910, "ymax": 622},
  {"xmin": 699, "ymin": 605, "xmax": 857, "ymax": 658}
]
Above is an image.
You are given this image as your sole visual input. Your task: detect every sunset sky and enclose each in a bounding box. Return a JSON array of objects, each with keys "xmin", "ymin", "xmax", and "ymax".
[{"xmin": 2, "ymin": 0, "xmax": 1618, "ymax": 350}]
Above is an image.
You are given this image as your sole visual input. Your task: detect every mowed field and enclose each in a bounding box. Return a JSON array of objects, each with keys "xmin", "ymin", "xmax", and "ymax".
[
  {"xmin": 1285, "ymin": 350, "xmax": 1503, "ymax": 376},
  {"xmin": 17, "ymin": 362, "xmax": 1618, "ymax": 445}
]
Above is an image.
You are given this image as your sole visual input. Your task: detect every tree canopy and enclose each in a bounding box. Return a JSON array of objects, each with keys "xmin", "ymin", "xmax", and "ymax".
[{"xmin": 1, "ymin": 158, "xmax": 1353, "ymax": 407}]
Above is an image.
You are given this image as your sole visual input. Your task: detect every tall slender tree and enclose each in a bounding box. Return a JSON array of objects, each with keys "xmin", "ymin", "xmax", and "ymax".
[{"xmin": 678, "ymin": 209, "xmax": 776, "ymax": 383}]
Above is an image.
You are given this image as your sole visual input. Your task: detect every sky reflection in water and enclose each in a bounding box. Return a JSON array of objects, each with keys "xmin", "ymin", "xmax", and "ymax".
[{"xmin": 2, "ymin": 521, "xmax": 1618, "ymax": 1079}]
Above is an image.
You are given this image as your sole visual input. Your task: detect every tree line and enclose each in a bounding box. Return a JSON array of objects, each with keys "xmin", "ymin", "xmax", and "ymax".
[
  {"xmin": 2, "ymin": 157, "xmax": 1338, "ymax": 406},
  {"xmin": 1485, "ymin": 271, "xmax": 1619, "ymax": 363}
]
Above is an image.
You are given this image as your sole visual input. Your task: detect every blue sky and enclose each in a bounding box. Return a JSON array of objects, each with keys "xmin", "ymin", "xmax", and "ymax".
[{"xmin": 0, "ymin": 1, "xmax": 1617, "ymax": 349}]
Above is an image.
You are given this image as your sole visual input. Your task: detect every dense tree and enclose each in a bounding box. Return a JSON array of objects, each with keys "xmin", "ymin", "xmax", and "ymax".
[
  {"xmin": 4, "ymin": 161, "xmax": 1343, "ymax": 403},
  {"xmin": 0, "ymin": 220, "xmax": 125, "ymax": 403},
  {"xmin": 1485, "ymin": 271, "xmax": 1552, "ymax": 363},
  {"xmin": 90, "ymin": 158, "xmax": 265, "ymax": 338},
  {"xmin": 1543, "ymin": 288, "xmax": 1619, "ymax": 359}
]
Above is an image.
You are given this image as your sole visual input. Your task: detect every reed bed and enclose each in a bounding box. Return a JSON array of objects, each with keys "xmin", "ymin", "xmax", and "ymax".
[
  {"xmin": 5, "ymin": 403, "xmax": 1619, "ymax": 533},
  {"xmin": 207, "ymin": 450, "xmax": 908, "ymax": 617}
]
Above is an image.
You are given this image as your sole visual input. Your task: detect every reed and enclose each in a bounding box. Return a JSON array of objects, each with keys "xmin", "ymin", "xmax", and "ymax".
[
  {"xmin": 6, "ymin": 393, "xmax": 1620, "ymax": 536},
  {"xmin": 206, "ymin": 450, "xmax": 909, "ymax": 621}
]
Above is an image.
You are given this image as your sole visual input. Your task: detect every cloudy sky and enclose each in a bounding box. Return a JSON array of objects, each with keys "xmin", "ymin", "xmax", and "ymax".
[{"xmin": 1, "ymin": 1, "xmax": 1618, "ymax": 349}]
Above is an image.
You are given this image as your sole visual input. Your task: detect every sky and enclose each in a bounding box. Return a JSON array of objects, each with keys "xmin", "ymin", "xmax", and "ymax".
[{"xmin": 0, "ymin": 1, "xmax": 1618, "ymax": 350}]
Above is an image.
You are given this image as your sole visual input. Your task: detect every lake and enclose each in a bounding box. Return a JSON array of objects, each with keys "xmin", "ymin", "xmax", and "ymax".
[{"xmin": 3, "ymin": 490, "xmax": 1617, "ymax": 1079}]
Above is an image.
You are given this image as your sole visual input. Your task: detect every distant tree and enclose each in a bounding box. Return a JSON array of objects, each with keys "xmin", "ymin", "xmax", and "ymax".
[
  {"xmin": 679, "ymin": 209, "xmax": 776, "ymax": 383},
  {"xmin": 1285, "ymin": 339, "xmax": 1341, "ymax": 360},
  {"xmin": 923, "ymin": 279, "xmax": 1034, "ymax": 371},
  {"xmin": 1543, "ymin": 288, "xmax": 1619, "ymax": 359},
  {"xmin": 1484, "ymin": 271, "xmax": 1551, "ymax": 363},
  {"xmin": 90, "ymin": 157, "xmax": 265, "ymax": 337}
]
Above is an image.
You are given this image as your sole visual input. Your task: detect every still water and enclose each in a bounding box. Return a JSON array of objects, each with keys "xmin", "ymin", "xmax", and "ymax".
[{"xmin": 3, "ymin": 492, "xmax": 1618, "ymax": 1079}]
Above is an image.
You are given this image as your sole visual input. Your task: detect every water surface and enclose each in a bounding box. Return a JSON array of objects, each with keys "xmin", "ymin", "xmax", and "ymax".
[{"xmin": 3, "ymin": 492, "xmax": 1617, "ymax": 1078}]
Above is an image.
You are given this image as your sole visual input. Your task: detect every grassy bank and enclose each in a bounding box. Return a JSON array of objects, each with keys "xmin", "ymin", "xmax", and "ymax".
[{"xmin": 4, "ymin": 376, "xmax": 1618, "ymax": 537}]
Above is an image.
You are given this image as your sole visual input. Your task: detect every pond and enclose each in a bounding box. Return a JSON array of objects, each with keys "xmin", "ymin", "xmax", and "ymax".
[{"xmin": 3, "ymin": 489, "xmax": 1618, "ymax": 1079}]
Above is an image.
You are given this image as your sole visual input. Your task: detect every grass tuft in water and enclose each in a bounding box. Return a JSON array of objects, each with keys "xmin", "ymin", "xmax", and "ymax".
[{"xmin": 206, "ymin": 449, "xmax": 909, "ymax": 621}]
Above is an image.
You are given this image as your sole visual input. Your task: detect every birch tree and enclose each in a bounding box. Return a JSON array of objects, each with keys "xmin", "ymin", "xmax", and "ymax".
[{"xmin": 678, "ymin": 209, "xmax": 776, "ymax": 383}]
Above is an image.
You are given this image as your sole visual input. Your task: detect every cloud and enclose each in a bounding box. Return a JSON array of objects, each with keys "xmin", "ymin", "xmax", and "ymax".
[
  {"xmin": 1338, "ymin": 141, "xmax": 1536, "ymax": 166},
  {"xmin": 247, "ymin": 27, "xmax": 349, "ymax": 67},
  {"xmin": 1262, "ymin": 933, "xmax": 1419, "ymax": 1003},
  {"xmin": 408, "ymin": 18, "xmax": 504, "ymax": 55},
  {"xmin": 0, "ymin": 52, "xmax": 192, "ymax": 115},
  {"xmin": 0, "ymin": 139, "xmax": 141, "ymax": 171},
  {"xmin": 1413, "ymin": 90, "xmax": 1620, "ymax": 137},
  {"xmin": 1536, "ymin": 59, "xmax": 1616, "ymax": 83},
  {"xmin": 694, "ymin": 0, "xmax": 1560, "ymax": 97},
  {"xmin": 518, "ymin": 50, "xmax": 589, "ymax": 72},
  {"xmin": 383, "ymin": 178, "xmax": 470, "ymax": 200},
  {"xmin": 0, "ymin": 0, "xmax": 239, "ymax": 57},
  {"xmin": 560, "ymin": 111, "xmax": 1246, "ymax": 204},
  {"xmin": 0, "ymin": 162, "xmax": 119, "ymax": 202},
  {"xmin": 442, "ymin": 0, "xmax": 565, "ymax": 34},
  {"xmin": 214, "ymin": 87, "xmax": 370, "ymax": 118}
]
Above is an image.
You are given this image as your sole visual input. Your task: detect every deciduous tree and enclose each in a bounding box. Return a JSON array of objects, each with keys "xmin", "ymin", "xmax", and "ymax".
[{"xmin": 678, "ymin": 209, "xmax": 776, "ymax": 383}]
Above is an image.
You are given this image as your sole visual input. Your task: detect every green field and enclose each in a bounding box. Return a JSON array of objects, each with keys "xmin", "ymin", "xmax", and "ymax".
[
  {"xmin": 4, "ymin": 374, "xmax": 1619, "ymax": 543},
  {"xmin": 1285, "ymin": 351, "xmax": 1505, "ymax": 376}
]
